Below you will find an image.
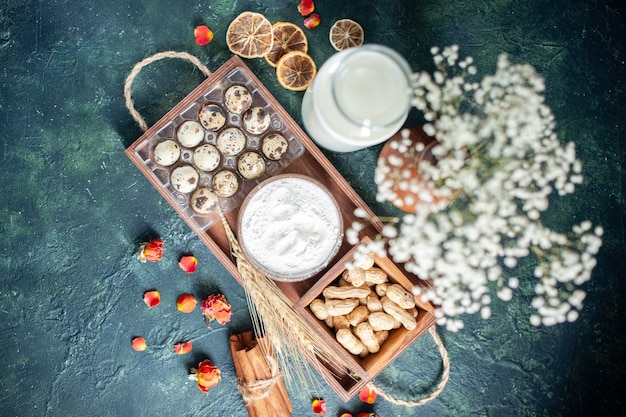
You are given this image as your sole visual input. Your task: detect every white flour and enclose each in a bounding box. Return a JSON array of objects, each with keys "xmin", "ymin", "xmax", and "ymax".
[{"xmin": 239, "ymin": 177, "xmax": 342, "ymax": 280}]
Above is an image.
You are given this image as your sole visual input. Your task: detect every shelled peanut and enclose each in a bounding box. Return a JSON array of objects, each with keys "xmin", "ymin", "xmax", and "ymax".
[{"xmin": 308, "ymin": 254, "xmax": 418, "ymax": 357}]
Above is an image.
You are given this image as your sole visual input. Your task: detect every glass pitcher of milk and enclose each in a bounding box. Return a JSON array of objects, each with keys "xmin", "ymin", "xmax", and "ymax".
[{"xmin": 301, "ymin": 44, "xmax": 413, "ymax": 153}]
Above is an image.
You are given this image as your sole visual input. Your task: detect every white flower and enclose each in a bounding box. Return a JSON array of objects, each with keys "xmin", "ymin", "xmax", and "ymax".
[{"xmin": 358, "ymin": 45, "xmax": 603, "ymax": 331}]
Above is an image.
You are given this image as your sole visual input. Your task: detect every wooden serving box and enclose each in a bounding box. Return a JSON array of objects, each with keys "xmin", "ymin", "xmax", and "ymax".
[
  {"xmin": 125, "ymin": 55, "xmax": 435, "ymax": 401},
  {"xmin": 294, "ymin": 236, "xmax": 436, "ymax": 399}
]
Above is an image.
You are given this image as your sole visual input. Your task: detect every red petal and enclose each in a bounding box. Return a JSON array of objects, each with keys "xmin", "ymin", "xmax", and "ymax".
[
  {"xmin": 297, "ymin": 0, "xmax": 315, "ymax": 16},
  {"xmin": 339, "ymin": 414, "xmax": 353, "ymax": 417},
  {"xmin": 131, "ymin": 337, "xmax": 147, "ymax": 351},
  {"xmin": 143, "ymin": 290, "xmax": 161, "ymax": 308},
  {"xmin": 176, "ymin": 293, "xmax": 197, "ymax": 313},
  {"xmin": 311, "ymin": 398, "xmax": 326, "ymax": 415},
  {"xmin": 359, "ymin": 386, "xmax": 377, "ymax": 404},
  {"xmin": 179, "ymin": 256, "xmax": 198, "ymax": 273},
  {"xmin": 194, "ymin": 25, "xmax": 214, "ymax": 46},
  {"xmin": 174, "ymin": 341, "xmax": 193, "ymax": 354},
  {"xmin": 304, "ymin": 13, "xmax": 321, "ymax": 29}
]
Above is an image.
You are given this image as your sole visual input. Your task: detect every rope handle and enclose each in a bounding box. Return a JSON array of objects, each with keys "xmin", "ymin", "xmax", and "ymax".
[
  {"xmin": 123, "ymin": 51, "xmax": 212, "ymax": 132},
  {"xmin": 369, "ymin": 326, "xmax": 450, "ymax": 406}
]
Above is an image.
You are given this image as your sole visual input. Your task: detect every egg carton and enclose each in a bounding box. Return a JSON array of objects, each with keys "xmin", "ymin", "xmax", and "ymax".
[{"xmin": 128, "ymin": 63, "xmax": 305, "ymax": 231}]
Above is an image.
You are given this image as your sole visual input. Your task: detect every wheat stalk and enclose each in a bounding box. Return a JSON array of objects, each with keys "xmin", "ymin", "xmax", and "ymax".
[{"xmin": 217, "ymin": 209, "xmax": 352, "ymax": 390}]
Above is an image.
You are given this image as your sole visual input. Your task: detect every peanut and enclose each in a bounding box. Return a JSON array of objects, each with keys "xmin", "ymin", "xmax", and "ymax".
[
  {"xmin": 353, "ymin": 253, "xmax": 375, "ymax": 270},
  {"xmin": 366, "ymin": 295, "xmax": 383, "ymax": 312},
  {"xmin": 375, "ymin": 330, "xmax": 389, "ymax": 345},
  {"xmin": 343, "ymin": 267, "xmax": 366, "ymax": 287},
  {"xmin": 326, "ymin": 298, "xmax": 359, "ymax": 316},
  {"xmin": 381, "ymin": 296, "xmax": 417, "ymax": 330},
  {"xmin": 336, "ymin": 328, "xmax": 366, "ymax": 356},
  {"xmin": 310, "ymin": 299, "xmax": 328, "ymax": 321},
  {"xmin": 385, "ymin": 284, "xmax": 416, "ymax": 309},
  {"xmin": 375, "ymin": 283, "xmax": 389, "ymax": 297},
  {"xmin": 348, "ymin": 305, "xmax": 370, "ymax": 327},
  {"xmin": 323, "ymin": 285, "xmax": 371, "ymax": 300},
  {"xmin": 368, "ymin": 311, "xmax": 397, "ymax": 331},
  {"xmin": 354, "ymin": 322, "xmax": 380, "ymax": 353},
  {"xmin": 364, "ymin": 267, "xmax": 388, "ymax": 285},
  {"xmin": 332, "ymin": 315, "xmax": 350, "ymax": 330}
]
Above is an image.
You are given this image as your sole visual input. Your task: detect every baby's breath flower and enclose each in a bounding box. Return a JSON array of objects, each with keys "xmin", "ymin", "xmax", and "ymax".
[{"xmin": 350, "ymin": 45, "xmax": 603, "ymax": 332}]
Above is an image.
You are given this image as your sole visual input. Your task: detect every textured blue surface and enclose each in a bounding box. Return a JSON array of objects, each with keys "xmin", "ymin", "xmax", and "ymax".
[{"xmin": 1, "ymin": 1, "xmax": 624, "ymax": 416}]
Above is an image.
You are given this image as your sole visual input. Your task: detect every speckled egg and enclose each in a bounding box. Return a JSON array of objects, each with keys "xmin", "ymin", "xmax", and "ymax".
[
  {"xmin": 212, "ymin": 170, "xmax": 239, "ymax": 198},
  {"xmin": 242, "ymin": 107, "xmax": 271, "ymax": 135},
  {"xmin": 176, "ymin": 120, "xmax": 205, "ymax": 148},
  {"xmin": 224, "ymin": 85, "xmax": 252, "ymax": 114},
  {"xmin": 153, "ymin": 140, "xmax": 180, "ymax": 166},
  {"xmin": 261, "ymin": 133, "xmax": 289, "ymax": 160},
  {"xmin": 238, "ymin": 152, "xmax": 266, "ymax": 180},
  {"xmin": 193, "ymin": 144, "xmax": 221, "ymax": 172},
  {"xmin": 198, "ymin": 103, "xmax": 226, "ymax": 132},
  {"xmin": 217, "ymin": 127, "xmax": 246, "ymax": 156},
  {"xmin": 170, "ymin": 165, "xmax": 199, "ymax": 194},
  {"xmin": 190, "ymin": 187, "xmax": 219, "ymax": 214}
]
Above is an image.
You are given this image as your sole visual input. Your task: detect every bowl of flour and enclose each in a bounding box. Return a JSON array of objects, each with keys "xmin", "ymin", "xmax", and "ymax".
[{"xmin": 237, "ymin": 174, "xmax": 344, "ymax": 282}]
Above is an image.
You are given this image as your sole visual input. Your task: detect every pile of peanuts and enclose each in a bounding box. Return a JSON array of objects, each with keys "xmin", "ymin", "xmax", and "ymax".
[{"xmin": 308, "ymin": 254, "xmax": 418, "ymax": 357}]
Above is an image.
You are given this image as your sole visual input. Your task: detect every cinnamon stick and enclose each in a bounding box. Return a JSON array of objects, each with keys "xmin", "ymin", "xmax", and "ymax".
[
  {"xmin": 230, "ymin": 335, "xmax": 258, "ymax": 417},
  {"xmin": 236, "ymin": 349, "xmax": 274, "ymax": 417},
  {"xmin": 247, "ymin": 344, "xmax": 292, "ymax": 417},
  {"xmin": 256, "ymin": 337, "xmax": 292, "ymax": 413}
]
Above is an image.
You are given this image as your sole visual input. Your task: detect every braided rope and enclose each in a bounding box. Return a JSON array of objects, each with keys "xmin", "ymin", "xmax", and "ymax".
[
  {"xmin": 369, "ymin": 326, "xmax": 449, "ymax": 406},
  {"xmin": 123, "ymin": 51, "xmax": 212, "ymax": 132}
]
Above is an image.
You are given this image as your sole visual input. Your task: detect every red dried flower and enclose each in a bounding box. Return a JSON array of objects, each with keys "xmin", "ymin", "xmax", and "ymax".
[
  {"xmin": 201, "ymin": 294, "xmax": 232, "ymax": 326},
  {"xmin": 193, "ymin": 359, "xmax": 221, "ymax": 394},
  {"xmin": 134, "ymin": 239, "xmax": 164, "ymax": 263},
  {"xmin": 304, "ymin": 13, "xmax": 321, "ymax": 29}
]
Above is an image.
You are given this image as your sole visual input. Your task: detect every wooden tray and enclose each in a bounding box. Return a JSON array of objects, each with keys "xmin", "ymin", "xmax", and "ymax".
[{"xmin": 125, "ymin": 55, "xmax": 435, "ymax": 401}]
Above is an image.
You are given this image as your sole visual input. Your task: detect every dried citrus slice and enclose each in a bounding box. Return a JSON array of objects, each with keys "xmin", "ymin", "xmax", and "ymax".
[
  {"xmin": 329, "ymin": 19, "xmax": 364, "ymax": 51},
  {"xmin": 275, "ymin": 51, "xmax": 317, "ymax": 91},
  {"xmin": 226, "ymin": 12, "xmax": 274, "ymax": 58},
  {"xmin": 264, "ymin": 22, "xmax": 308, "ymax": 68}
]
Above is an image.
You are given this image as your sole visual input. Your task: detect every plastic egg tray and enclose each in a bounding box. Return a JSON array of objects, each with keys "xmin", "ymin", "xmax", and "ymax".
[{"xmin": 127, "ymin": 59, "xmax": 305, "ymax": 230}]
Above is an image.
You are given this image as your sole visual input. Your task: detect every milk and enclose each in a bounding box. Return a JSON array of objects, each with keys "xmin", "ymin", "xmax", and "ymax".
[{"xmin": 302, "ymin": 45, "xmax": 412, "ymax": 152}]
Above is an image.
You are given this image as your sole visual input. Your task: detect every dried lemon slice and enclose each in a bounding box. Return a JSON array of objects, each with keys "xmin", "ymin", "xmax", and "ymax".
[
  {"xmin": 329, "ymin": 19, "xmax": 364, "ymax": 51},
  {"xmin": 226, "ymin": 12, "xmax": 274, "ymax": 58},
  {"xmin": 276, "ymin": 51, "xmax": 317, "ymax": 91},
  {"xmin": 264, "ymin": 22, "xmax": 309, "ymax": 68}
]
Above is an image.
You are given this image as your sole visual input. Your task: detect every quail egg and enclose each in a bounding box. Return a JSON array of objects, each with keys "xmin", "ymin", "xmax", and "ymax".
[
  {"xmin": 190, "ymin": 187, "xmax": 219, "ymax": 214},
  {"xmin": 153, "ymin": 140, "xmax": 180, "ymax": 166},
  {"xmin": 238, "ymin": 152, "xmax": 266, "ymax": 180},
  {"xmin": 261, "ymin": 133, "xmax": 289, "ymax": 160},
  {"xmin": 176, "ymin": 120, "xmax": 205, "ymax": 148},
  {"xmin": 170, "ymin": 165, "xmax": 199, "ymax": 194},
  {"xmin": 198, "ymin": 104, "xmax": 227, "ymax": 132},
  {"xmin": 212, "ymin": 170, "xmax": 239, "ymax": 198},
  {"xmin": 242, "ymin": 107, "xmax": 271, "ymax": 135},
  {"xmin": 224, "ymin": 85, "xmax": 252, "ymax": 114},
  {"xmin": 193, "ymin": 144, "xmax": 221, "ymax": 172},
  {"xmin": 217, "ymin": 127, "xmax": 246, "ymax": 156}
]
